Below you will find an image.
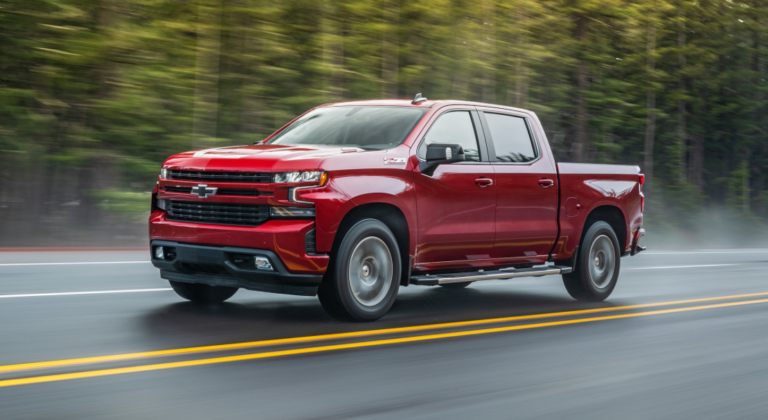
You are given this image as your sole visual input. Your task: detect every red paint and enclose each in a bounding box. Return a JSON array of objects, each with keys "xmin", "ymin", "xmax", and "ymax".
[{"xmin": 150, "ymin": 99, "xmax": 643, "ymax": 279}]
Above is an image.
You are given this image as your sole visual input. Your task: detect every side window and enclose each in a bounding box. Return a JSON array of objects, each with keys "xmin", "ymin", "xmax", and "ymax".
[
  {"xmin": 484, "ymin": 113, "xmax": 537, "ymax": 163},
  {"xmin": 418, "ymin": 111, "xmax": 480, "ymax": 162}
]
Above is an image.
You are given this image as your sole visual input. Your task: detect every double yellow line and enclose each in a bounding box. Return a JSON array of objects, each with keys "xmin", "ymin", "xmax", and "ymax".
[{"xmin": 2, "ymin": 291, "xmax": 768, "ymax": 388}]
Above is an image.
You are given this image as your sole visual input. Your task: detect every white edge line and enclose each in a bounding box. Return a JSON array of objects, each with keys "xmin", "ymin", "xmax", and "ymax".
[
  {"xmin": 629, "ymin": 264, "xmax": 735, "ymax": 270},
  {"xmin": 643, "ymin": 250, "xmax": 768, "ymax": 255},
  {"xmin": 0, "ymin": 288, "xmax": 172, "ymax": 299},
  {"xmin": 0, "ymin": 261, "xmax": 150, "ymax": 267}
]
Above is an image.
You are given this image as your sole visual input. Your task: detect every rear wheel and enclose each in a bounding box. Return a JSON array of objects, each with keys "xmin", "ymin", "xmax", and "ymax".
[
  {"xmin": 318, "ymin": 218, "xmax": 401, "ymax": 321},
  {"xmin": 169, "ymin": 281, "xmax": 238, "ymax": 304},
  {"xmin": 562, "ymin": 221, "xmax": 620, "ymax": 301}
]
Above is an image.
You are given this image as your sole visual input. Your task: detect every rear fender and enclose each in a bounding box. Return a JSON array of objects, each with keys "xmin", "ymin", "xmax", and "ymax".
[{"xmin": 554, "ymin": 176, "xmax": 641, "ymax": 261}]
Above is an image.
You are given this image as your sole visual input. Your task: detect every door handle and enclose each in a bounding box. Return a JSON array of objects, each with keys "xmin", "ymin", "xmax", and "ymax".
[
  {"xmin": 475, "ymin": 178, "xmax": 493, "ymax": 187},
  {"xmin": 538, "ymin": 178, "xmax": 554, "ymax": 188}
]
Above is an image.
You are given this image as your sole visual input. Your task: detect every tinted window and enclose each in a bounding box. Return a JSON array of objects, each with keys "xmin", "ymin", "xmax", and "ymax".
[
  {"xmin": 484, "ymin": 113, "xmax": 537, "ymax": 162},
  {"xmin": 418, "ymin": 111, "xmax": 480, "ymax": 162},
  {"xmin": 267, "ymin": 106, "xmax": 427, "ymax": 150}
]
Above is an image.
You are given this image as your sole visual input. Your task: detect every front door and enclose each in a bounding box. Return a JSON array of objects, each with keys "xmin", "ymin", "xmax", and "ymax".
[
  {"xmin": 412, "ymin": 108, "xmax": 497, "ymax": 269},
  {"xmin": 476, "ymin": 108, "xmax": 559, "ymax": 263}
]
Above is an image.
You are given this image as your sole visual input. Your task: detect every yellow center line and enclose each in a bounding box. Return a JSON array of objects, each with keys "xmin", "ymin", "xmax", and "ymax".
[
  {"xmin": 1, "ymin": 296, "xmax": 767, "ymax": 389},
  {"xmin": 2, "ymin": 291, "xmax": 768, "ymax": 375}
]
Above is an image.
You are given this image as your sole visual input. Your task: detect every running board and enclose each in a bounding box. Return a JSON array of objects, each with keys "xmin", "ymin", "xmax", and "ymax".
[{"xmin": 410, "ymin": 265, "xmax": 573, "ymax": 286}]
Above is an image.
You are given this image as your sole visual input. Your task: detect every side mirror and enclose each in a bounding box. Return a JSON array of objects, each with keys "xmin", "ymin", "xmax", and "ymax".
[{"xmin": 419, "ymin": 143, "xmax": 466, "ymax": 176}]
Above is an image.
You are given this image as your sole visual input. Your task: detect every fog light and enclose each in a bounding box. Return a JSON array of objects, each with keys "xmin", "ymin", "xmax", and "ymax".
[
  {"xmin": 155, "ymin": 247, "xmax": 164, "ymax": 260},
  {"xmin": 254, "ymin": 256, "xmax": 273, "ymax": 271}
]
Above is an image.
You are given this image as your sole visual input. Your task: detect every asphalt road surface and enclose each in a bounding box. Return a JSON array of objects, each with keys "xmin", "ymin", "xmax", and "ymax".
[{"xmin": 1, "ymin": 249, "xmax": 768, "ymax": 419}]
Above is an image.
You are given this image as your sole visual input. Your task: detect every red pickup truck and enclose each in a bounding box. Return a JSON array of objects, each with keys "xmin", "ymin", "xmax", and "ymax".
[{"xmin": 150, "ymin": 96, "xmax": 645, "ymax": 321}]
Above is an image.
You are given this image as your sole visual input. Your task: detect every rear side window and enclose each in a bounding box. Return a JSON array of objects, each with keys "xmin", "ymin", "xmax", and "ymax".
[
  {"xmin": 484, "ymin": 113, "xmax": 537, "ymax": 163},
  {"xmin": 418, "ymin": 111, "xmax": 480, "ymax": 162}
]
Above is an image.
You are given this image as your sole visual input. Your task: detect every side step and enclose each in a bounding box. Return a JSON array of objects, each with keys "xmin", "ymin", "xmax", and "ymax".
[{"xmin": 410, "ymin": 265, "xmax": 573, "ymax": 286}]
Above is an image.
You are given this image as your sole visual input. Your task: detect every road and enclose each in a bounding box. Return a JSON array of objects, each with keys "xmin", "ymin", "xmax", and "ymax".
[{"xmin": 1, "ymin": 249, "xmax": 768, "ymax": 419}]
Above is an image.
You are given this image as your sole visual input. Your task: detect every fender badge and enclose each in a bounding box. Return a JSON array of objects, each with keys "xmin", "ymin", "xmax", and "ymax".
[{"xmin": 384, "ymin": 157, "xmax": 407, "ymax": 164}]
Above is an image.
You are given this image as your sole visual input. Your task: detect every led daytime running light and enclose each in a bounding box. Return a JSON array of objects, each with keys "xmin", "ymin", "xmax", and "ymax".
[{"xmin": 273, "ymin": 171, "xmax": 326, "ymax": 184}]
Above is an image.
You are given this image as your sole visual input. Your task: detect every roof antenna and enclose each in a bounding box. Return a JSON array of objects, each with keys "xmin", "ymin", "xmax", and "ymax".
[{"xmin": 412, "ymin": 93, "xmax": 427, "ymax": 104}]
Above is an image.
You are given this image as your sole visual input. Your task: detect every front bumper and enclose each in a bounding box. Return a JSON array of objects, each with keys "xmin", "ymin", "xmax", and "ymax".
[{"xmin": 151, "ymin": 240, "xmax": 323, "ymax": 296}]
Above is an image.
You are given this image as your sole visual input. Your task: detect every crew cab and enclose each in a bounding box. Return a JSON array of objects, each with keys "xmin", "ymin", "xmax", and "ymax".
[{"xmin": 149, "ymin": 96, "xmax": 645, "ymax": 321}]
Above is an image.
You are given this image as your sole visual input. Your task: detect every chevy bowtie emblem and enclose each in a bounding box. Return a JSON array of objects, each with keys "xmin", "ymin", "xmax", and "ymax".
[{"xmin": 191, "ymin": 184, "xmax": 217, "ymax": 198}]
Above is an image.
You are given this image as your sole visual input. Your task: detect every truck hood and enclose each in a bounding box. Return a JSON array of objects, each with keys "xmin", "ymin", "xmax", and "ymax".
[{"xmin": 163, "ymin": 144, "xmax": 363, "ymax": 172}]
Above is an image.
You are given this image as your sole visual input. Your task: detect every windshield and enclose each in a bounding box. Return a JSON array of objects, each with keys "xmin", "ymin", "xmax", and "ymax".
[{"xmin": 266, "ymin": 106, "xmax": 427, "ymax": 150}]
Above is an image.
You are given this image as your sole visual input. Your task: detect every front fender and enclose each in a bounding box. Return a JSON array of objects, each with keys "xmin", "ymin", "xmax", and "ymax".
[{"xmin": 308, "ymin": 173, "xmax": 417, "ymax": 254}]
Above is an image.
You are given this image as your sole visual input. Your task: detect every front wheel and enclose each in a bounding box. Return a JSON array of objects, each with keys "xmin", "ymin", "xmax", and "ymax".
[
  {"xmin": 562, "ymin": 221, "xmax": 620, "ymax": 301},
  {"xmin": 169, "ymin": 281, "xmax": 238, "ymax": 304},
  {"xmin": 318, "ymin": 218, "xmax": 401, "ymax": 321}
]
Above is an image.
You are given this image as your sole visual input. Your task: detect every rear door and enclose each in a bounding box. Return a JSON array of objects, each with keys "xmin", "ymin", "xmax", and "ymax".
[
  {"xmin": 477, "ymin": 108, "xmax": 559, "ymax": 262},
  {"xmin": 412, "ymin": 107, "xmax": 497, "ymax": 269}
]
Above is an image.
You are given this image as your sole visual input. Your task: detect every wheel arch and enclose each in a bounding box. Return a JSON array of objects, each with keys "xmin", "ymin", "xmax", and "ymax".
[
  {"xmin": 581, "ymin": 205, "xmax": 627, "ymax": 253},
  {"xmin": 331, "ymin": 202, "xmax": 412, "ymax": 286}
]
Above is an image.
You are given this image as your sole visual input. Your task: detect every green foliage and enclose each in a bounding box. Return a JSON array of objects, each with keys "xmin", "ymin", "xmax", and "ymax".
[
  {"xmin": 1, "ymin": 0, "xmax": 767, "ymax": 238},
  {"xmin": 92, "ymin": 189, "xmax": 150, "ymax": 214}
]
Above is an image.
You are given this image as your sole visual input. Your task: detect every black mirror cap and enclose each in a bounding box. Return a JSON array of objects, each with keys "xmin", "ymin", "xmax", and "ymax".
[
  {"xmin": 425, "ymin": 143, "xmax": 465, "ymax": 162},
  {"xmin": 420, "ymin": 143, "xmax": 466, "ymax": 176}
]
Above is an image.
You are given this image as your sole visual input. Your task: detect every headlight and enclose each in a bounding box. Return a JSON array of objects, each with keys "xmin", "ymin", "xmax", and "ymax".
[
  {"xmin": 273, "ymin": 171, "xmax": 327, "ymax": 185},
  {"xmin": 160, "ymin": 168, "xmax": 168, "ymax": 179}
]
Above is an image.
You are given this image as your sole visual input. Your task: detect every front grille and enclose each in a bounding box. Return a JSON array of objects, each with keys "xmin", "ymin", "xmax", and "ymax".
[
  {"xmin": 162, "ymin": 186, "xmax": 272, "ymax": 197},
  {"xmin": 167, "ymin": 170, "xmax": 272, "ymax": 183},
  {"xmin": 166, "ymin": 200, "xmax": 269, "ymax": 226}
]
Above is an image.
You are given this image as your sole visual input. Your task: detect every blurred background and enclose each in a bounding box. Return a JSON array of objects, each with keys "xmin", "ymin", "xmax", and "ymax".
[{"xmin": 1, "ymin": 0, "xmax": 767, "ymax": 248}]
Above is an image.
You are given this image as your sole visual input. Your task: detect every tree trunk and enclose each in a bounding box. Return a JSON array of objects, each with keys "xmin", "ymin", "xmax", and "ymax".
[
  {"xmin": 481, "ymin": 0, "xmax": 496, "ymax": 103},
  {"xmin": 689, "ymin": 131, "xmax": 704, "ymax": 188},
  {"xmin": 744, "ymin": 159, "xmax": 750, "ymax": 213},
  {"xmin": 677, "ymin": 4, "xmax": 687, "ymax": 183},
  {"xmin": 573, "ymin": 14, "xmax": 589, "ymax": 163},
  {"xmin": 513, "ymin": 7, "xmax": 528, "ymax": 108},
  {"xmin": 192, "ymin": 0, "xmax": 223, "ymax": 149},
  {"xmin": 240, "ymin": 13, "xmax": 263, "ymax": 135},
  {"xmin": 644, "ymin": 20, "xmax": 656, "ymax": 192},
  {"xmin": 321, "ymin": 1, "xmax": 344, "ymax": 102},
  {"xmin": 451, "ymin": 16, "xmax": 469, "ymax": 99},
  {"xmin": 381, "ymin": 0, "xmax": 400, "ymax": 98}
]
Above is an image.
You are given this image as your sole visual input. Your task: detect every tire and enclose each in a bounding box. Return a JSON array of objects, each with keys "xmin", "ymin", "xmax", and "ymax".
[
  {"xmin": 562, "ymin": 221, "xmax": 620, "ymax": 301},
  {"xmin": 439, "ymin": 282, "xmax": 472, "ymax": 289},
  {"xmin": 318, "ymin": 218, "xmax": 401, "ymax": 321},
  {"xmin": 169, "ymin": 280, "xmax": 238, "ymax": 304}
]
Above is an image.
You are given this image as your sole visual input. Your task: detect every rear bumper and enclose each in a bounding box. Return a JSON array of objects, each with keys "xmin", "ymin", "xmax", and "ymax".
[
  {"xmin": 151, "ymin": 240, "xmax": 323, "ymax": 296},
  {"xmin": 630, "ymin": 228, "xmax": 646, "ymax": 256}
]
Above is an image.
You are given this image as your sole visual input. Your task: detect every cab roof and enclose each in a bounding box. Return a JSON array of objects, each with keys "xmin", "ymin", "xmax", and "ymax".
[{"xmin": 323, "ymin": 99, "xmax": 534, "ymax": 116}]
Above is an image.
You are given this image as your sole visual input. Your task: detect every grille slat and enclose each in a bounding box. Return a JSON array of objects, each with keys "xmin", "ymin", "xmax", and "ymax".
[
  {"xmin": 168, "ymin": 170, "xmax": 271, "ymax": 183},
  {"xmin": 167, "ymin": 200, "xmax": 269, "ymax": 226},
  {"xmin": 164, "ymin": 186, "xmax": 192, "ymax": 194},
  {"xmin": 161, "ymin": 186, "xmax": 272, "ymax": 197},
  {"xmin": 217, "ymin": 189, "xmax": 264, "ymax": 197}
]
